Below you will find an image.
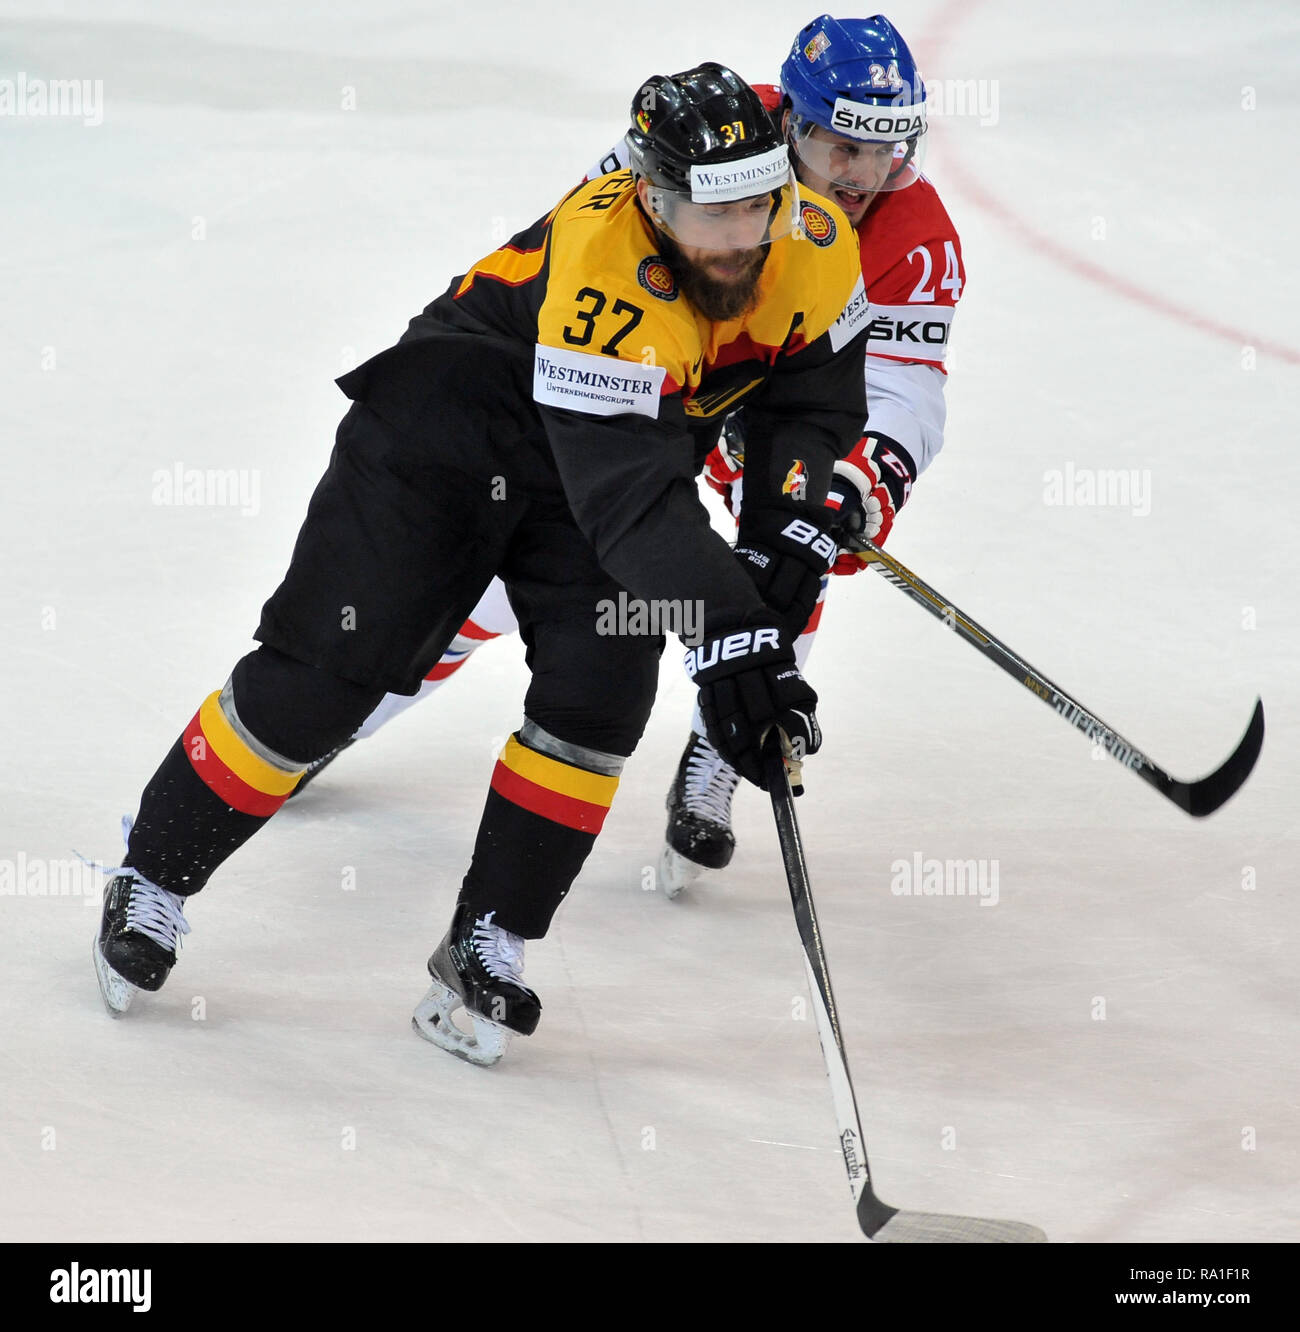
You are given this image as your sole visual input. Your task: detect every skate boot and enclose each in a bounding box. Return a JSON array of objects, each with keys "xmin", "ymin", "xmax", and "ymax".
[
  {"xmin": 411, "ymin": 904, "xmax": 540, "ymax": 1066},
  {"xmin": 658, "ymin": 731, "xmax": 741, "ymax": 899},
  {"xmin": 93, "ymin": 871, "xmax": 190, "ymax": 1016},
  {"xmin": 288, "ymin": 737, "xmax": 357, "ymax": 797}
]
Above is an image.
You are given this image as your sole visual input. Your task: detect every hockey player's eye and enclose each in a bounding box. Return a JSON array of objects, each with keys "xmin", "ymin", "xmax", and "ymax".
[
  {"xmin": 833, "ymin": 143, "xmax": 892, "ymax": 164},
  {"xmin": 700, "ymin": 199, "xmax": 769, "ymax": 222}
]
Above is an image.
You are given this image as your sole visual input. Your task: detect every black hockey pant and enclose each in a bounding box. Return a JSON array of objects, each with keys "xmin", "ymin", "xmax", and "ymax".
[{"xmin": 121, "ymin": 403, "xmax": 664, "ymax": 937}]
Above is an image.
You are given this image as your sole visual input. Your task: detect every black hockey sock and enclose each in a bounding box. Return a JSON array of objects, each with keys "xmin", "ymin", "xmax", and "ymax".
[
  {"xmin": 124, "ymin": 734, "xmax": 285, "ymax": 896},
  {"xmin": 123, "ymin": 682, "xmax": 312, "ymax": 894},
  {"xmin": 458, "ymin": 727, "xmax": 623, "ymax": 938},
  {"xmin": 124, "ymin": 654, "xmax": 383, "ymax": 895}
]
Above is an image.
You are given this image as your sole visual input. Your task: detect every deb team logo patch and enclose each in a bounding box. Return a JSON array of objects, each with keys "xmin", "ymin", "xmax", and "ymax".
[
  {"xmin": 804, "ymin": 31, "xmax": 831, "ymax": 62},
  {"xmin": 782, "ymin": 460, "xmax": 809, "ymax": 501},
  {"xmin": 799, "ymin": 202, "xmax": 836, "ymax": 247},
  {"xmin": 637, "ymin": 256, "xmax": 677, "ymax": 301}
]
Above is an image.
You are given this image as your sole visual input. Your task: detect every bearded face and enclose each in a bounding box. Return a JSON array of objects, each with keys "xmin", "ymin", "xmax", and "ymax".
[{"xmin": 657, "ymin": 230, "xmax": 770, "ymax": 323}]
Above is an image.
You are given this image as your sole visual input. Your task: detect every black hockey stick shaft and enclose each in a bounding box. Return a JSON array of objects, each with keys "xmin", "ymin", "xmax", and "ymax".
[
  {"xmin": 851, "ymin": 540, "xmax": 1263, "ymax": 816},
  {"xmin": 764, "ymin": 740, "xmax": 897, "ymax": 1238},
  {"xmin": 765, "ymin": 740, "xmax": 1050, "ymax": 1242}
]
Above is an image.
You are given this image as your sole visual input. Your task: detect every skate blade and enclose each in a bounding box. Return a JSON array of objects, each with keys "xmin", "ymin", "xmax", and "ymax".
[
  {"xmin": 411, "ymin": 979, "xmax": 512, "ymax": 1067},
  {"xmin": 658, "ymin": 843, "xmax": 705, "ymax": 900},
  {"xmin": 92, "ymin": 937, "xmax": 135, "ymax": 1017}
]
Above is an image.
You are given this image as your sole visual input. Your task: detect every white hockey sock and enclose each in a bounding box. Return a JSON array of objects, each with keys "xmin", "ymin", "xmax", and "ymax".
[{"xmin": 353, "ymin": 577, "xmax": 520, "ymax": 741}]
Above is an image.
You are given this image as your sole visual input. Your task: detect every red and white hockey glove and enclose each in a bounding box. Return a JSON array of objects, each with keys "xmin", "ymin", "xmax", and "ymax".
[
  {"xmin": 702, "ymin": 442, "xmax": 743, "ymax": 516},
  {"xmin": 825, "ymin": 433, "xmax": 917, "ymax": 575},
  {"xmin": 702, "ymin": 413, "xmax": 748, "ymax": 517}
]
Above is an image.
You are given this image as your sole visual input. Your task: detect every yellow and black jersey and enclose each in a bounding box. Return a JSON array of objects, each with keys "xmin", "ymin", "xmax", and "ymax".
[
  {"xmin": 337, "ymin": 170, "xmax": 871, "ymax": 636},
  {"xmin": 452, "ymin": 171, "xmax": 862, "ymax": 420}
]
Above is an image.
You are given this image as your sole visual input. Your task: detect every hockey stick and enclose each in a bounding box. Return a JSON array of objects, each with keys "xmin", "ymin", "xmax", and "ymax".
[
  {"xmin": 764, "ymin": 741, "xmax": 1048, "ymax": 1242},
  {"xmin": 848, "ymin": 539, "xmax": 1263, "ymax": 817}
]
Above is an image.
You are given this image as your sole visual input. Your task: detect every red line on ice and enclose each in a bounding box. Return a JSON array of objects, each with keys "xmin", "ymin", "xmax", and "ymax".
[{"xmin": 919, "ymin": 0, "xmax": 1300, "ymax": 367}]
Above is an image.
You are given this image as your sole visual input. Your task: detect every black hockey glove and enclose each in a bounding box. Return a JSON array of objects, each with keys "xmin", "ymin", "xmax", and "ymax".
[
  {"xmin": 733, "ymin": 505, "xmax": 838, "ymax": 639},
  {"xmin": 685, "ymin": 624, "xmax": 821, "ymax": 793}
]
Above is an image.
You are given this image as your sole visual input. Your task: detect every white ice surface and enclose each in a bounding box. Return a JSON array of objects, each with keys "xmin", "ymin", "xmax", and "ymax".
[{"xmin": 1, "ymin": 0, "xmax": 1296, "ymax": 1243}]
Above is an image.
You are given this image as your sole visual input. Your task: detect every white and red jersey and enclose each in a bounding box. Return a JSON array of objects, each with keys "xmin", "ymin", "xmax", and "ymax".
[
  {"xmin": 850, "ymin": 179, "xmax": 963, "ymax": 477},
  {"xmin": 587, "ymin": 87, "xmax": 964, "ymax": 481},
  {"xmin": 755, "ymin": 83, "xmax": 963, "ymax": 480},
  {"xmin": 856, "ymin": 179, "xmax": 964, "ymax": 373}
]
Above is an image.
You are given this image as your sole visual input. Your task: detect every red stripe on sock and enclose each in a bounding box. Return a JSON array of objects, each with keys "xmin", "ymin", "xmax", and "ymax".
[
  {"xmin": 489, "ymin": 762, "xmax": 610, "ymax": 833},
  {"xmin": 181, "ymin": 710, "xmax": 287, "ymax": 817},
  {"xmin": 458, "ymin": 619, "xmax": 501, "ymax": 642}
]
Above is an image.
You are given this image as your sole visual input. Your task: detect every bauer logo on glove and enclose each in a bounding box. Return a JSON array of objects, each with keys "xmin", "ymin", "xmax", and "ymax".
[
  {"xmin": 779, "ymin": 515, "xmax": 837, "ymax": 563},
  {"xmin": 685, "ymin": 625, "xmax": 821, "ymax": 791},
  {"xmin": 684, "ymin": 626, "xmax": 782, "ymax": 678}
]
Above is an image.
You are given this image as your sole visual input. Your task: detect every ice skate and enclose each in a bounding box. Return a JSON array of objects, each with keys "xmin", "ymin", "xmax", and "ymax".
[
  {"xmin": 93, "ymin": 872, "xmax": 190, "ymax": 1016},
  {"xmin": 411, "ymin": 905, "xmax": 540, "ymax": 1066},
  {"xmin": 658, "ymin": 731, "xmax": 741, "ymax": 899}
]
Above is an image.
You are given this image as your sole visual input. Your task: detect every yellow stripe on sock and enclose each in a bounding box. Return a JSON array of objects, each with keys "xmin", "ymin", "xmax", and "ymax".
[
  {"xmin": 498, "ymin": 736, "xmax": 618, "ymax": 808},
  {"xmin": 197, "ymin": 691, "xmax": 304, "ymax": 796}
]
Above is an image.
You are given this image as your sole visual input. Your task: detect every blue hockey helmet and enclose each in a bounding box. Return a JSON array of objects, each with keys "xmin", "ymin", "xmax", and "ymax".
[{"xmin": 780, "ymin": 14, "xmax": 927, "ymax": 197}]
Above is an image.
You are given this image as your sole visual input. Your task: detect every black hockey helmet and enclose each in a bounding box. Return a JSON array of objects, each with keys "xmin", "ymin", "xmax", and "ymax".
[{"xmin": 625, "ymin": 63, "xmax": 799, "ymax": 249}]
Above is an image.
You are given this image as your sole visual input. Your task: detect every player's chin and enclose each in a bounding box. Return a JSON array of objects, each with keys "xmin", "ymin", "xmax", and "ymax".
[
  {"xmin": 683, "ymin": 266, "xmax": 764, "ymax": 321},
  {"xmin": 668, "ymin": 241, "xmax": 768, "ymax": 321}
]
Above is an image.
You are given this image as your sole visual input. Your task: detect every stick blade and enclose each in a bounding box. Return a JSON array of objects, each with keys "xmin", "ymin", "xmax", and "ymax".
[
  {"xmin": 1169, "ymin": 698, "xmax": 1264, "ymax": 817},
  {"xmin": 870, "ymin": 1209, "xmax": 1048, "ymax": 1243}
]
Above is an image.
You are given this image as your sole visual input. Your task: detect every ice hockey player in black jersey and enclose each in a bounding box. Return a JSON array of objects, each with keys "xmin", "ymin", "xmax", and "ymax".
[{"xmin": 94, "ymin": 63, "xmax": 872, "ymax": 1064}]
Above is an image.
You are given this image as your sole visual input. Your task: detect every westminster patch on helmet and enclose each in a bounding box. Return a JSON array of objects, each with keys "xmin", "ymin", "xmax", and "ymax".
[
  {"xmin": 799, "ymin": 202, "xmax": 837, "ymax": 247},
  {"xmin": 637, "ymin": 256, "xmax": 677, "ymax": 301}
]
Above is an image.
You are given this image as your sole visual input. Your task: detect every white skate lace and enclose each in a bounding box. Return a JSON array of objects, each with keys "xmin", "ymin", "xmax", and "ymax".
[
  {"xmin": 683, "ymin": 735, "xmax": 740, "ymax": 825},
  {"xmin": 81, "ymin": 816, "xmax": 191, "ymax": 953},
  {"xmin": 470, "ymin": 911, "xmax": 525, "ymax": 984},
  {"xmin": 122, "ymin": 875, "xmax": 191, "ymax": 953}
]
